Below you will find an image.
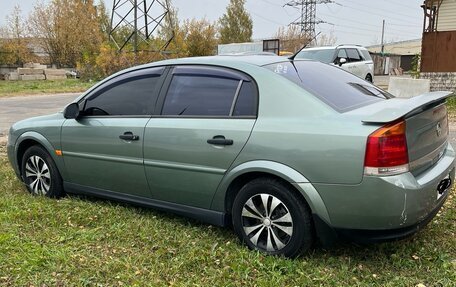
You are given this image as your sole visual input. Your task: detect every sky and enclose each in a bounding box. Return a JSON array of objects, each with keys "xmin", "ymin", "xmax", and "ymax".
[{"xmin": 0, "ymin": 0, "xmax": 424, "ymax": 46}]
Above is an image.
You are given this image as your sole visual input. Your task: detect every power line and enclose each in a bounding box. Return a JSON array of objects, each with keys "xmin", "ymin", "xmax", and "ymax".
[
  {"xmin": 336, "ymin": 2, "xmax": 421, "ymax": 26},
  {"xmin": 320, "ymin": 12, "xmax": 421, "ymax": 36},
  {"xmin": 332, "ymin": 23, "xmax": 421, "ymax": 38},
  {"xmin": 250, "ymin": 11, "xmax": 288, "ymax": 27},
  {"xmin": 382, "ymin": 0, "xmax": 420, "ymax": 10},
  {"xmin": 341, "ymin": 0, "xmax": 419, "ymax": 20}
]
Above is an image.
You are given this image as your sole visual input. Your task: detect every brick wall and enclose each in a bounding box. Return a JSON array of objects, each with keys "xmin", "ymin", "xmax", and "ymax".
[{"xmin": 420, "ymin": 72, "xmax": 456, "ymax": 92}]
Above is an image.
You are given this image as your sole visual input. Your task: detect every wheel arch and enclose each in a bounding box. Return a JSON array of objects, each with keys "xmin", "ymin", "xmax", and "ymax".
[
  {"xmin": 211, "ymin": 160, "xmax": 331, "ymax": 224},
  {"xmin": 15, "ymin": 132, "xmax": 67, "ymax": 180}
]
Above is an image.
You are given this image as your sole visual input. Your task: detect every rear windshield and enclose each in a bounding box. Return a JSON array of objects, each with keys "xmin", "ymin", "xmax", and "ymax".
[
  {"xmin": 263, "ymin": 60, "xmax": 393, "ymax": 112},
  {"xmin": 295, "ymin": 49, "xmax": 335, "ymax": 63}
]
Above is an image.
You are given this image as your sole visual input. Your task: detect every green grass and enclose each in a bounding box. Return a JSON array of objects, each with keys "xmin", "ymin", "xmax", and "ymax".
[
  {"xmin": 0, "ymin": 146, "xmax": 455, "ymax": 286},
  {"xmin": 447, "ymin": 96, "xmax": 456, "ymax": 119},
  {"xmin": 0, "ymin": 79, "xmax": 94, "ymax": 97}
]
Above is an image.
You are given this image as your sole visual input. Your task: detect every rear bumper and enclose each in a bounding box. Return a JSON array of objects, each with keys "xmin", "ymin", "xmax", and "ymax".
[
  {"xmin": 312, "ymin": 143, "xmax": 455, "ymax": 241},
  {"xmin": 333, "ymin": 190, "xmax": 449, "ymax": 243}
]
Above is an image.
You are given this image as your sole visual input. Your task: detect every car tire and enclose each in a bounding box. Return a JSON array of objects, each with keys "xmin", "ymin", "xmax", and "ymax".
[
  {"xmin": 21, "ymin": 145, "xmax": 64, "ymax": 198},
  {"xmin": 232, "ymin": 178, "xmax": 314, "ymax": 258},
  {"xmin": 365, "ymin": 74, "xmax": 373, "ymax": 83}
]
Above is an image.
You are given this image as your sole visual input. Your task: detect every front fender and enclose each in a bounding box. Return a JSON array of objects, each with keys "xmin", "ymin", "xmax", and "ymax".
[
  {"xmin": 210, "ymin": 160, "xmax": 331, "ymax": 224},
  {"xmin": 14, "ymin": 131, "xmax": 67, "ymax": 180}
]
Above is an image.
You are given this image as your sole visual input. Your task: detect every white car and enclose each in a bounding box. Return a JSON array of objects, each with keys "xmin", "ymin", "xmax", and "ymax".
[{"xmin": 296, "ymin": 45, "xmax": 374, "ymax": 82}]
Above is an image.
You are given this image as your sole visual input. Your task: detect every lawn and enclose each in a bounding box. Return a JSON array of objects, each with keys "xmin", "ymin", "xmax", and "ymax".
[
  {"xmin": 0, "ymin": 146, "xmax": 454, "ymax": 286},
  {"xmin": 447, "ymin": 96, "xmax": 456, "ymax": 119},
  {"xmin": 0, "ymin": 79, "xmax": 94, "ymax": 97}
]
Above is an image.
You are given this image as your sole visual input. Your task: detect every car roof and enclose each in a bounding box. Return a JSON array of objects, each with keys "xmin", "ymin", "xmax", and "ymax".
[
  {"xmin": 302, "ymin": 45, "xmax": 367, "ymax": 51},
  {"xmin": 135, "ymin": 55, "xmax": 294, "ymax": 70}
]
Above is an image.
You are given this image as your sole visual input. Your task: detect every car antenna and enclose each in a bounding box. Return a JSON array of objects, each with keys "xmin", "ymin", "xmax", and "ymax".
[{"xmin": 289, "ymin": 32, "xmax": 321, "ymax": 61}]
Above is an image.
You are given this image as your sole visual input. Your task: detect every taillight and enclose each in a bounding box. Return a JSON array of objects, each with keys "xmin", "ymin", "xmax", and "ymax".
[{"xmin": 364, "ymin": 120, "xmax": 409, "ymax": 176}]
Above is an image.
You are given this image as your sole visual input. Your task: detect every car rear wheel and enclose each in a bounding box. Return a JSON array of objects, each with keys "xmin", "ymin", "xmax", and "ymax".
[
  {"xmin": 21, "ymin": 145, "xmax": 64, "ymax": 198},
  {"xmin": 232, "ymin": 178, "xmax": 314, "ymax": 258},
  {"xmin": 365, "ymin": 74, "xmax": 373, "ymax": 83}
]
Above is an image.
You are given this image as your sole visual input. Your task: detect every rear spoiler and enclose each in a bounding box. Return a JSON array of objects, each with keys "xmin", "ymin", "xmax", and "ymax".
[{"xmin": 362, "ymin": 91, "xmax": 454, "ymax": 124}]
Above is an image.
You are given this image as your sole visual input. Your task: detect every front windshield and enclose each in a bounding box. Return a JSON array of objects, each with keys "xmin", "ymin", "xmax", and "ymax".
[{"xmin": 296, "ymin": 49, "xmax": 336, "ymax": 63}]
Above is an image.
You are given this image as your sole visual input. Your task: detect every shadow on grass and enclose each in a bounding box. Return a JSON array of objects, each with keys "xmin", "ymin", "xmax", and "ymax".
[{"xmin": 64, "ymin": 191, "xmax": 435, "ymax": 261}]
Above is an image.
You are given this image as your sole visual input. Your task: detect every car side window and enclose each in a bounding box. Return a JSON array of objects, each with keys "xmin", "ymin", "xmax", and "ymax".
[
  {"xmin": 161, "ymin": 66, "xmax": 257, "ymax": 117},
  {"xmin": 335, "ymin": 49, "xmax": 348, "ymax": 63},
  {"xmin": 360, "ymin": 50, "xmax": 372, "ymax": 61},
  {"xmin": 346, "ymin": 48, "xmax": 362, "ymax": 62},
  {"xmin": 83, "ymin": 69, "xmax": 163, "ymax": 116},
  {"xmin": 233, "ymin": 81, "xmax": 257, "ymax": 116}
]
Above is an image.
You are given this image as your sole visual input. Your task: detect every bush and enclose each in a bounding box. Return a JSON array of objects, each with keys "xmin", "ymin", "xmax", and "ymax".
[{"xmin": 77, "ymin": 43, "xmax": 168, "ymax": 81}]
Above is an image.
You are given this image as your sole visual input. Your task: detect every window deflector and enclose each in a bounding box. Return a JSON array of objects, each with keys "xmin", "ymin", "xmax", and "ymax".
[{"xmin": 229, "ymin": 80, "xmax": 244, "ymax": 116}]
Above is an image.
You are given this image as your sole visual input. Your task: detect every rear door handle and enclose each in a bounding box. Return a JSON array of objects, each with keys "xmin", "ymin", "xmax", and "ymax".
[
  {"xmin": 119, "ymin": 131, "xmax": 139, "ymax": 141},
  {"xmin": 207, "ymin": 135, "xmax": 233, "ymax": 146}
]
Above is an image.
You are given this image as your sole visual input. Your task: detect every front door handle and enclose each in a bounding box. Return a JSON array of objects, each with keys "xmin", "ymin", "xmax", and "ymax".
[
  {"xmin": 119, "ymin": 131, "xmax": 139, "ymax": 141},
  {"xmin": 207, "ymin": 135, "xmax": 233, "ymax": 146}
]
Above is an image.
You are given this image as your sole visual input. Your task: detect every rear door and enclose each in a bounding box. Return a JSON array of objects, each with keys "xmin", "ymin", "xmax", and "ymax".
[
  {"xmin": 345, "ymin": 48, "xmax": 365, "ymax": 78},
  {"xmin": 61, "ymin": 67, "xmax": 166, "ymax": 197},
  {"xmin": 143, "ymin": 66, "xmax": 257, "ymax": 208}
]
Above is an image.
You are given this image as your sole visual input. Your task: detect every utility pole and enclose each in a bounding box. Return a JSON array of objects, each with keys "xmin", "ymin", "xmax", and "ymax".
[
  {"xmin": 285, "ymin": 0, "xmax": 333, "ymax": 46},
  {"xmin": 109, "ymin": 0, "xmax": 174, "ymax": 53},
  {"xmin": 381, "ymin": 19, "xmax": 385, "ymax": 55}
]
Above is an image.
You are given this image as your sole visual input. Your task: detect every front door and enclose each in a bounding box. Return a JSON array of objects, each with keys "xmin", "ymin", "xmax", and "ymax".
[{"xmin": 61, "ymin": 67, "xmax": 166, "ymax": 197}]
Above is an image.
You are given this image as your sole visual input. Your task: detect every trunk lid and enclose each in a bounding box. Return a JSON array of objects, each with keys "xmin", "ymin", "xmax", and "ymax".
[
  {"xmin": 360, "ymin": 91, "xmax": 453, "ymax": 175},
  {"xmin": 406, "ymin": 103, "xmax": 448, "ymax": 175}
]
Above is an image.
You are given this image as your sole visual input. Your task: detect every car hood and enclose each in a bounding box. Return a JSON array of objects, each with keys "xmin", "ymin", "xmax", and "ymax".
[{"xmin": 10, "ymin": 113, "xmax": 65, "ymax": 134}]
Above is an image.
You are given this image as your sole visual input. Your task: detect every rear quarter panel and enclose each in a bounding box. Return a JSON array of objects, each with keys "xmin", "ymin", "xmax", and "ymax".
[{"xmin": 227, "ymin": 67, "xmax": 381, "ymax": 185}]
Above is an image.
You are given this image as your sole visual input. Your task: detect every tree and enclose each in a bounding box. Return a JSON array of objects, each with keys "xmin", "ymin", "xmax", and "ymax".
[
  {"xmin": 96, "ymin": 0, "xmax": 111, "ymax": 42},
  {"xmin": 157, "ymin": 1, "xmax": 186, "ymax": 57},
  {"xmin": 28, "ymin": 0, "xmax": 103, "ymax": 67},
  {"xmin": 275, "ymin": 25, "xmax": 308, "ymax": 53},
  {"xmin": 315, "ymin": 32, "xmax": 337, "ymax": 46},
  {"xmin": 184, "ymin": 18, "xmax": 218, "ymax": 57},
  {"xmin": 219, "ymin": 0, "xmax": 252, "ymax": 44},
  {"xmin": 0, "ymin": 5, "xmax": 34, "ymax": 65}
]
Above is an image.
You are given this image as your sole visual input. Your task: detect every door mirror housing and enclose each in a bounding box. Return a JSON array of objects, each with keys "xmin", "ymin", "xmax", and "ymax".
[
  {"xmin": 63, "ymin": 102, "xmax": 80, "ymax": 119},
  {"xmin": 338, "ymin": 58, "xmax": 347, "ymax": 66}
]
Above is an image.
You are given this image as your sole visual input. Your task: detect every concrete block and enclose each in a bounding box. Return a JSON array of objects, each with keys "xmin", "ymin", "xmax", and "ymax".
[
  {"xmin": 32, "ymin": 63, "xmax": 47, "ymax": 69},
  {"xmin": 17, "ymin": 68, "xmax": 45, "ymax": 75},
  {"xmin": 19, "ymin": 74, "xmax": 46, "ymax": 81},
  {"xmin": 388, "ymin": 77, "xmax": 431, "ymax": 98},
  {"xmin": 24, "ymin": 63, "xmax": 47, "ymax": 69},
  {"xmin": 44, "ymin": 69, "xmax": 66, "ymax": 76},
  {"xmin": 6, "ymin": 72, "xmax": 19, "ymax": 81},
  {"xmin": 45, "ymin": 75, "xmax": 67, "ymax": 80}
]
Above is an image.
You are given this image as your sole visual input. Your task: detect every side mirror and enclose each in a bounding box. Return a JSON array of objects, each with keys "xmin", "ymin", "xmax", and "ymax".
[
  {"xmin": 339, "ymin": 58, "xmax": 347, "ymax": 66},
  {"xmin": 63, "ymin": 102, "xmax": 80, "ymax": 119}
]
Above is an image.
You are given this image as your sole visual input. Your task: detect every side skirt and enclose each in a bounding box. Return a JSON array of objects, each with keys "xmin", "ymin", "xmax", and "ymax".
[{"xmin": 64, "ymin": 182, "xmax": 227, "ymax": 227}]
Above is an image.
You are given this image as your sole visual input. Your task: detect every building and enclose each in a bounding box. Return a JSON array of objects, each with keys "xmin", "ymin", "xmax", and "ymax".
[
  {"xmin": 367, "ymin": 39, "xmax": 422, "ymax": 72},
  {"xmin": 420, "ymin": 0, "xmax": 456, "ymax": 92}
]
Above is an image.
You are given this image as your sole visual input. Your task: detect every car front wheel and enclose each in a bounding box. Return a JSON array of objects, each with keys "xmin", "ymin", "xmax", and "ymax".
[
  {"xmin": 232, "ymin": 178, "xmax": 314, "ymax": 258},
  {"xmin": 21, "ymin": 145, "xmax": 64, "ymax": 198}
]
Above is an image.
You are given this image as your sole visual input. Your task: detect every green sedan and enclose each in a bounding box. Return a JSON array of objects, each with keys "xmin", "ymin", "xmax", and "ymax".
[{"xmin": 7, "ymin": 55, "xmax": 455, "ymax": 257}]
